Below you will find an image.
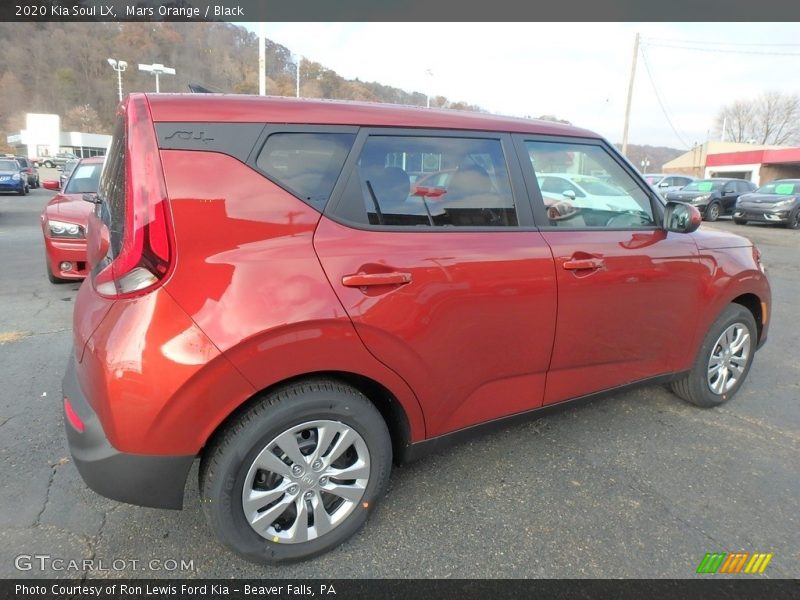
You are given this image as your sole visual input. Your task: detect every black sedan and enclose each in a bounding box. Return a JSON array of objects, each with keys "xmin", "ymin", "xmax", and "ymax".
[
  {"xmin": 664, "ymin": 178, "xmax": 757, "ymax": 222},
  {"xmin": 734, "ymin": 179, "xmax": 800, "ymax": 229}
]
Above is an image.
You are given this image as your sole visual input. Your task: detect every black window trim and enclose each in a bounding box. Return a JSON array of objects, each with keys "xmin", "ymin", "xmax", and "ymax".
[
  {"xmin": 247, "ymin": 124, "xmax": 360, "ymax": 212},
  {"xmin": 511, "ymin": 133, "xmax": 665, "ymax": 231},
  {"xmin": 324, "ymin": 127, "xmax": 536, "ymax": 232}
]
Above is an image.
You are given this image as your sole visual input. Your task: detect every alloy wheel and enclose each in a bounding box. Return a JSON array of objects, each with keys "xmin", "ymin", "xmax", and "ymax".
[
  {"xmin": 707, "ymin": 323, "xmax": 751, "ymax": 395},
  {"xmin": 241, "ymin": 420, "xmax": 370, "ymax": 544}
]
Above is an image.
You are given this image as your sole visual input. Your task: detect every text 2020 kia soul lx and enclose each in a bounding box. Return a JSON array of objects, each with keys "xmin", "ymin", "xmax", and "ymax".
[{"xmin": 63, "ymin": 93, "xmax": 770, "ymax": 564}]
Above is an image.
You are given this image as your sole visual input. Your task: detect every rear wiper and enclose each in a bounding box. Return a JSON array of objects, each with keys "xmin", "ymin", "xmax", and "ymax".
[{"xmin": 365, "ymin": 180, "xmax": 385, "ymax": 225}]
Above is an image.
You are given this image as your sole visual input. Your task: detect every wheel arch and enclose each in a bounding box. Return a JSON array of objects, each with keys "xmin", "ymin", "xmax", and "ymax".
[
  {"xmin": 202, "ymin": 370, "xmax": 413, "ymax": 465},
  {"xmin": 731, "ymin": 292, "xmax": 764, "ymax": 344}
]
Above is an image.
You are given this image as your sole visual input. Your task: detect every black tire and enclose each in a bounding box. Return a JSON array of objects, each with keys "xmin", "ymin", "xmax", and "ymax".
[
  {"xmin": 786, "ymin": 209, "xmax": 800, "ymax": 230},
  {"xmin": 670, "ymin": 304, "xmax": 757, "ymax": 408},
  {"xmin": 17, "ymin": 185, "xmax": 25, "ymax": 196},
  {"xmin": 43, "ymin": 160, "xmax": 53, "ymax": 168},
  {"xmin": 704, "ymin": 202, "xmax": 720, "ymax": 222},
  {"xmin": 200, "ymin": 379, "xmax": 392, "ymax": 565},
  {"xmin": 733, "ymin": 218, "xmax": 747, "ymax": 225}
]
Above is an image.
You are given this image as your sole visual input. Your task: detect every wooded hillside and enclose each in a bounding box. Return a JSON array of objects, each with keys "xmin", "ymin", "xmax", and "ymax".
[
  {"xmin": 0, "ymin": 21, "xmax": 480, "ymax": 146},
  {"xmin": 0, "ymin": 22, "xmax": 681, "ymax": 167}
]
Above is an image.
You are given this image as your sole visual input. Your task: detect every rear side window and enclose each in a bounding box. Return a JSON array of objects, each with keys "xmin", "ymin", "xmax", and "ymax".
[
  {"xmin": 256, "ymin": 133, "xmax": 355, "ymax": 208},
  {"xmin": 97, "ymin": 116, "xmax": 126, "ymax": 258},
  {"xmin": 339, "ymin": 135, "xmax": 517, "ymax": 228}
]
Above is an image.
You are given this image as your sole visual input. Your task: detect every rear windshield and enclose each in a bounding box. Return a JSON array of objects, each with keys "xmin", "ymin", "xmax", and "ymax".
[
  {"xmin": 756, "ymin": 181, "xmax": 798, "ymax": 195},
  {"xmin": 683, "ymin": 180, "xmax": 722, "ymax": 192},
  {"xmin": 0, "ymin": 159, "xmax": 19, "ymax": 170},
  {"xmin": 97, "ymin": 116, "xmax": 126, "ymax": 258},
  {"xmin": 64, "ymin": 163, "xmax": 102, "ymax": 194},
  {"xmin": 16, "ymin": 158, "xmax": 29, "ymax": 168}
]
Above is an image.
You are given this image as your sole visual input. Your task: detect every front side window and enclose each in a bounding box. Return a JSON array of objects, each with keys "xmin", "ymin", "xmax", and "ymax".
[
  {"xmin": 345, "ymin": 136, "xmax": 517, "ymax": 227},
  {"xmin": 524, "ymin": 141, "xmax": 655, "ymax": 228},
  {"xmin": 256, "ymin": 132, "xmax": 355, "ymax": 208}
]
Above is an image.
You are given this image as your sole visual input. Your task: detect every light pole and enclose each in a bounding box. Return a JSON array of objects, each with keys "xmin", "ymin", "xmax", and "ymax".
[
  {"xmin": 640, "ymin": 158, "xmax": 650, "ymax": 174},
  {"xmin": 425, "ymin": 68, "xmax": 434, "ymax": 108},
  {"xmin": 107, "ymin": 58, "xmax": 128, "ymax": 102},
  {"xmin": 292, "ymin": 54, "xmax": 301, "ymax": 98},
  {"xmin": 138, "ymin": 63, "xmax": 176, "ymax": 93}
]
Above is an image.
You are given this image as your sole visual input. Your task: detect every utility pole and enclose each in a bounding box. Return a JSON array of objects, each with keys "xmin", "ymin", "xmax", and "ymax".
[
  {"xmin": 621, "ymin": 32, "xmax": 640, "ymax": 157},
  {"xmin": 258, "ymin": 23, "xmax": 266, "ymax": 96}
]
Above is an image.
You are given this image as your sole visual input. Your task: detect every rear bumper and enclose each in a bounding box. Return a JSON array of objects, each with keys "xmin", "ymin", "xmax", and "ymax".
[{"xmin": 62, "ymin": 356, "xmax": 194, "ymax": 510}]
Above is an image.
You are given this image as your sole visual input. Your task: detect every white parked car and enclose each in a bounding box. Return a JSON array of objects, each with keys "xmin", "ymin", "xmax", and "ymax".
[
  {"xmin": 536, "ymin": 172, "xmax": 645, "ymax": 213},
  {"xmin": 644, "ymin": 173, "xmax": 696, "ymax": 194}
]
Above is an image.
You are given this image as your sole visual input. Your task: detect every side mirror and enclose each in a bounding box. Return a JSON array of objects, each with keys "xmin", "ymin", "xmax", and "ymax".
[
  {"xmin": 42, "ymin": 180, "xmax": 60, "ymax": 191},
  {"xmin": 664, "ymin": 201, "xmax": 701, "ymax": 234},
  {"xmin": 562, "ymin": 189, "xmax": 576, "ymax": 200}
]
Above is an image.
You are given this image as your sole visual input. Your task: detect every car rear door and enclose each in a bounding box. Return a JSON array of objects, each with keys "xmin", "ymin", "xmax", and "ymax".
[
  {"xmin": 514, "ymin": 135, "xmax": 703, "ymax": 405},
  {"xmin": 314, "ymin": 129, "xmax": 558, "ymax": 437}
]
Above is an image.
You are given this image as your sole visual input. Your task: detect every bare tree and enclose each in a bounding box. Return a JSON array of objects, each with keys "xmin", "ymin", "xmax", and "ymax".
[{"xmin": 715, "ymin": 91, "xmax": 800, "ymax": 145}]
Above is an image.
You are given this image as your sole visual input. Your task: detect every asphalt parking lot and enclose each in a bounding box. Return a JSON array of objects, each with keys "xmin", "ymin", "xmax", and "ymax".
[{"xmin": 0, "ymin": 181, "xmax": 797, "ymax": 579}]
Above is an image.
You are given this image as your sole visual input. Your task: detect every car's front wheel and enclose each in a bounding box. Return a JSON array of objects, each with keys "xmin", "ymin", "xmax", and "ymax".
[
  {"xmin": 786, "ymin": 209, "xmax": 800, "ymax": 230},
  {"xmin": 705, "ymin": 201, "xmax": 721, "ymax": 222},
  {"xmin": 200, "ymin": 379, "xmax": 392, "ymax": 564},
  {"xmin": 733, "ymin": 218, "xmax": 747, "ymax": 225},
  {"xmin": 670, "ymin": 304, "xmax": 757, "ymax": 408}
]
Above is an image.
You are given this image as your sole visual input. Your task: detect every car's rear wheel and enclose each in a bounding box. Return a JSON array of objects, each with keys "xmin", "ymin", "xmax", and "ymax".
[
  {"xmin": 43, "ymin": 160, "xmax": 53, "ymax": 168},
  {"xmin": 200, "ymin": 379, "xmax": 392, "ymax": 564},
  {"xmin": 733, "ymin": 218, "xmax": 747, "ymax": 225},
  {"xmin": 670, "ymin": 304, "xmax": 757, "ymax": 408},
  {"xmin": 705, "ymin": 202, "xmax": 720, "ymax": 222}
]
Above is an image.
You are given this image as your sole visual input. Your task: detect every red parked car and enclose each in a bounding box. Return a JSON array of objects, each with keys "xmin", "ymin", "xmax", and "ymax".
[
  {"xmin": 64, "ymin": 94, "xmax": 771, "ymax": 564},
  {"xmin": 40, "ymin": 157, "xmax": 104, "ymax": 283}
]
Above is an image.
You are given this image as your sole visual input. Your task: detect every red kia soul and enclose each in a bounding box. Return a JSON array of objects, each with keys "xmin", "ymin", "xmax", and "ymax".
[{"xmin": 64, "ymin": 93, "xmax": 771, "ymax": 564}]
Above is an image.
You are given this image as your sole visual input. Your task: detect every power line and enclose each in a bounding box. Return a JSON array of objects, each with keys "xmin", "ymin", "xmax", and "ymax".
[
  {"xmin": 639, "ymin": 46, "xmax": 692, "ymax": 149},
  {"xmin": 643, "ymin": 36, "xmax": 800, "ymax": 48},
  {"xmin": 642, "ymin": 41, "xmax": 800, "ymax": 57}
]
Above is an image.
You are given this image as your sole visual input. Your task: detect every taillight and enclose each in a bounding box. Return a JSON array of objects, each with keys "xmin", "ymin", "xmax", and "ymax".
[{"xmin": 93, "ymin": 95, "xmax": 173, "ymax": 298}]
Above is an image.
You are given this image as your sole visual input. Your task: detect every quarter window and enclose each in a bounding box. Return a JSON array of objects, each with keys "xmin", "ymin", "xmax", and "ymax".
[
  {"xmin": 342, "ymin": 136, "xmax": 517, "ymax": 227},
  {"xmin": 524, "ymin": 141, "xmax": 655, "ymax": 229},
  {"xmin": 256, "ymin": 132, "xmax": 355, "ymax": 208}
]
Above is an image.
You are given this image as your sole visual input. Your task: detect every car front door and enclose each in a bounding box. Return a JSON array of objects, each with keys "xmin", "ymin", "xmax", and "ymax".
[
  {"xmin": 721, "ymin": 181, "xmax": 740, "ymax": 213},
  {"xmin": 314, "ymin": 130, "xmax": 558, "ymax": 437},
  {"xmin": 515, "ymin": 136, "xmax": 704, "ymax": 405}
]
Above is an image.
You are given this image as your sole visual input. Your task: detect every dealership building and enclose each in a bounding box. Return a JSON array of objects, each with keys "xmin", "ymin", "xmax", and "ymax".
[
  {"xmin": 6, "ymin": 113, "xmax": 111, "ymax": 161},
  {"xmin": 662, "ymin": 141, "xmax": 800, "ymax": 185}
]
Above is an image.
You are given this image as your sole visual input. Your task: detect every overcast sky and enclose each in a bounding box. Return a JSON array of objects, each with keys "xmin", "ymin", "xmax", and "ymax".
[{"xmin": 240, "ymin": 22, "xmax": 800, "ymax": 149}]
